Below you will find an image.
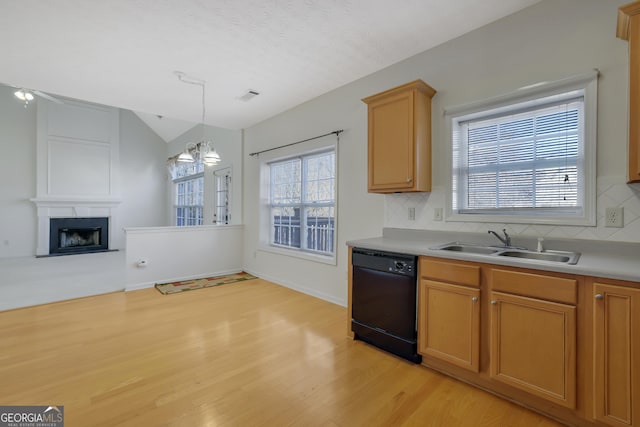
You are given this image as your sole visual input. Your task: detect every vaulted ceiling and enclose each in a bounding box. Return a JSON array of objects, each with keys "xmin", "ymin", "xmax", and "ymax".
[{"xmin": 0, "ymin": 0, "xmax": 540, "ymax": 141}]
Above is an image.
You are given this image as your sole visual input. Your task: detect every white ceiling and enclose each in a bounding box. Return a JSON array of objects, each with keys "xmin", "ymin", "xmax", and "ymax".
[{"xmin": 0, "ymin": 0, "xmax": 540, "ymax": 140}]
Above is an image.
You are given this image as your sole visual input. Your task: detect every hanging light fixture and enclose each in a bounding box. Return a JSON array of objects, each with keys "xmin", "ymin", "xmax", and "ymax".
[
  {"xmin": 175, "ymin": 71, "xmax": 221, "ymax": 166},
  {"xmin": 201, "ymin": 141, "xmax": 221, "ymax": 165},
  {"xmin": 177, "ymin": 142, "xmax": 196, "ymax": 163}
]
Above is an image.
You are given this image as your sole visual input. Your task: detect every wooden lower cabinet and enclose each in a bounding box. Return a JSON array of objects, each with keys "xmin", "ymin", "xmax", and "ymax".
[
  {"xmin": 593, "ymin": 282, "xmax": 640, "ymax": 427},
  {"xmin": 418, "ymin": 279, "xmax": 480, "ymax": 372},
  {"xmin": 412, "ymin": 256, "xmax": 640, "ymax": 426},
  {"xmin": 489, "ymin": 291, "xmax": 577, "ymax": 409}
]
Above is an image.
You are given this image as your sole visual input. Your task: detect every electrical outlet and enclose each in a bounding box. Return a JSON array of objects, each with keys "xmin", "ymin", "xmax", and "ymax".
[
  {"xmin": 433, "ymin": 207, "xmax": 443, "ymax": 221},
  {"xmin": 605, "ymin": 207, "xmax": 624, "ymax": 228},
  {"xmin": 408, "ymin": 207, "xmax": 416, "ymax": 221}
]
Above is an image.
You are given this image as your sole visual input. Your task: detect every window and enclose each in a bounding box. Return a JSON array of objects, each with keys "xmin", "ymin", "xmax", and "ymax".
[
  {"xmin": 269, "ymin": 150, "xmax": 336, "ymax": 255},
  {"xmin": 173, "ymin": 161, "xmax": 204, "ymax": 226},
  {"xmin": 448, "ymin": 73, "xmax": 597, "ymax": 225},
  {"xmin": 214, "ymin": 168, "xmax": 231, "ymax": 225}
]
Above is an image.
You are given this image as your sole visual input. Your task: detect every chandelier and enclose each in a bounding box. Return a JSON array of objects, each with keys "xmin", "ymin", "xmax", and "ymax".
[{"xmin": 175, "ymin": 71, "xmax": 221, "ymax": 166}]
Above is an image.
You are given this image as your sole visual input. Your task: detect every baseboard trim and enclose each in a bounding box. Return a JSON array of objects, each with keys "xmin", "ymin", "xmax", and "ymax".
[{"xmin": 244, "ymin": 268, "xmax": 346, "ymax": 307}]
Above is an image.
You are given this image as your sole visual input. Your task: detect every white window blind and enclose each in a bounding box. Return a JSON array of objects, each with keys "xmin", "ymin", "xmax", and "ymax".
[{"xmin": 454, "ymin": 97, "xmax": 584, "ymax": 215}]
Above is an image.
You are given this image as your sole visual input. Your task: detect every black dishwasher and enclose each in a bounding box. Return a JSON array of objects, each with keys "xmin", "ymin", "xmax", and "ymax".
[{"xmin": 351, "ymin": 248, "xmax": 421, "ymax": 363}]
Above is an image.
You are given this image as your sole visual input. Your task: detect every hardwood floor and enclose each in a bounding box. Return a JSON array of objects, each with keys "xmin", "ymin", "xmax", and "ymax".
[{"xmin": 0, "ymin": 279, "xmax": 562, "ymax": 426}]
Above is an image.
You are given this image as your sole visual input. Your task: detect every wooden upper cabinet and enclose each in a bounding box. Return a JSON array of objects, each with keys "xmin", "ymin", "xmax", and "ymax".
[
  {"xmin": 593, "ymin": 282, "xmax": 640, "ymax": 427},
  {"xmin": 617, "ymin": 2, "xmax": 640, "ymax": 183},
  {"xmin": 362, "ymin": 80, "xmax": 436, "ymax": 193}
]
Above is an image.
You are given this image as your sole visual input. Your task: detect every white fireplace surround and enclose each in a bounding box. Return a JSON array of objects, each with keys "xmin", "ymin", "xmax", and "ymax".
[
  {"xmin": 31, "ymin": 197, "xmax": 121, "ymax": 256},
  {"xmin": 32, "ymin": 98, "xmax": 121, "ymax": 256}
]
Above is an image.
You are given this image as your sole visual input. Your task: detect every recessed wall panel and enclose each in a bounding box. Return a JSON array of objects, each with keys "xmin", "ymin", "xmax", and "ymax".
[
  {"xmin": 47, "ymin": 102, "xmax": 112, "ymax": 142},
  {"xmin": 48, "ymin": 139, "xmax": 111, "ymax": 196}
]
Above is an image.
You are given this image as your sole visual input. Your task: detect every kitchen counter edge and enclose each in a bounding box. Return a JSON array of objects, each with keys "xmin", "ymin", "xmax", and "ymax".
[{"xmin": 347, "ymin": 228, "xmax": 640, "ymax": 283}]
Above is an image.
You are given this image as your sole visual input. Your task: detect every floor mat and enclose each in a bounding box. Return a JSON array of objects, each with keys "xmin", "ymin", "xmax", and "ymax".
[{"xmin": 154, "ymin": 272, "xmax": 257, "ymax": 295}]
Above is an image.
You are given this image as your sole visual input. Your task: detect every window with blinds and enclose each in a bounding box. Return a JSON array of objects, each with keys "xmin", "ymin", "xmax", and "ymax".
[{"xmin": 448, "ymin": 73, "xmax": 597, "ymax": 225}]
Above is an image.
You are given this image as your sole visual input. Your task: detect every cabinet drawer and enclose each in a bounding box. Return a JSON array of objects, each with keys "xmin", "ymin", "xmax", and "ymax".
[
  {"xmin": 491, "ymin": 269, "xmax": 577, "ymax": 305},
  {"xmin": 420, "ymin": 258, "xmax": 480, "ymax": 287}
]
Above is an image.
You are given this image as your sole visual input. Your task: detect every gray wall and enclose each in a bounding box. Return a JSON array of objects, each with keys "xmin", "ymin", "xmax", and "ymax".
[
  {"xmin": 0, "ymin": 85, "xmax": 169, "ymax": 258},
  {"xmin": 242, "ymin": 0, "xmax": 634, "ymax": 306},
  {"xmin": 117, "ymin": 109, "xmax": 169, "ymax": 236},
  {"xmin": 0, "ymin": 84, "xmax": 37, "ymax": 257},
  {"xmin": 166, "ymin": 124, "xmax": 243, "ymax": 225}
]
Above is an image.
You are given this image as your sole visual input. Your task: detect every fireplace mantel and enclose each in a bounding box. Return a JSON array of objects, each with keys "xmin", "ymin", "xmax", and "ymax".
[
  {"xmin": 31, "ymin": 196, "xmax": 122, "ymax": 208},
  {"xmin": 31, "ymin": 198, "xmax": 122, "ymax": 256}
]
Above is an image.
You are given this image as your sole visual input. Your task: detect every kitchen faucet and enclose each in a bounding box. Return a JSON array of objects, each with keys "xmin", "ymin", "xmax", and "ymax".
[{"xmin": 488, "ymin": 229, "xmax": 511, "ymax": 247}]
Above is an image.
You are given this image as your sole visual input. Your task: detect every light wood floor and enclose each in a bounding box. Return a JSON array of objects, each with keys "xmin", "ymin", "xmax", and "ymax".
[{"xmin": 0, "ymin": 278, "xmax": 563, "ymax": 426}]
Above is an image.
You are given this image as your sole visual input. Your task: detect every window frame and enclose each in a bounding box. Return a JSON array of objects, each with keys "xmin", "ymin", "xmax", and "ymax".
[
  {"xmin": 214, "ymin": 167, "xmax": 232, "ymax": 225},
  {"xmin": 269, "ymin": 149, "xmax": 336, "ymax": 255},
  {"xmin": 445, "ymin": 71, "xmax": 598, "ymax": 226},
  {"xmin": 259, "ymin": 143, "xmax": 338, "ymax": 265},
  {"xmin": 172, "ymin": 161, "xmax": 205, "ymax": 226}
]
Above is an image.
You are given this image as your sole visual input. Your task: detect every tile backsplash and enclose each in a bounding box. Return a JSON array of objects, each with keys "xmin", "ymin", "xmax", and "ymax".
[{"xmin": 385, "ymin": 177, "xmax": 640, "ymax": 243}]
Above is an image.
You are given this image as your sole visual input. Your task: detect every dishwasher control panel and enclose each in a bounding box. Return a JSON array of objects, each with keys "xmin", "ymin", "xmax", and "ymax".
[
  {"xmin": 393, "ymin": 260, "xmax": 413, "ymax": 274},
  {"xmin": 352, "ymin": 248, "xmax": 417, "ymax": 277}
]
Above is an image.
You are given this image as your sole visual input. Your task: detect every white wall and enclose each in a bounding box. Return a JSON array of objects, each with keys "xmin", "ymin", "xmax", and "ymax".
[
  {"xmin": 124, "ymin": 225, "xmax": 244, "ymax": 290},
  {"xmin": 166, "ymin": 125, "xmax": 243, "ymax": 225},
  {"xmin": 242, "ymin": 0, "xmax": 636, "ymax": 306}
]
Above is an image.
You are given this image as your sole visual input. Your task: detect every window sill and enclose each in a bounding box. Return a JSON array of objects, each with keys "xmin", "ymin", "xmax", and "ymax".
[{"xmin": 258, "ymin": 244, "xmax": 337, "ymax": 266}]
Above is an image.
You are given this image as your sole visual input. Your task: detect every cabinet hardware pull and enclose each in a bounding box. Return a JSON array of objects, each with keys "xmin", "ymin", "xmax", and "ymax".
[
  {"xmin": 491, "ymin": 300, "xmax": 497, "ymax": 305},
  {"xmin": 471, "ymin": 297, "xmax": 478, "ymax": 303},
  {"xmin": 406, "ymin": 178, "xmax": 412, "ymax": 183},
  {"xmin": 595, "ymin": 294, "xmax": 604, "ymax": 300}
]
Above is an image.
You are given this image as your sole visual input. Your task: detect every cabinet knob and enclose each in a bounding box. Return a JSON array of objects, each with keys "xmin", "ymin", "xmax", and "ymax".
[
  {"xmin": 595, "ymin": 293, "xmax": 604, "ymax": 300},
  {"xmin": 471, "ymin": 297, "xmax": 478, "ymax": 303},
  {"xmin": 406, "ymin": 178, "xmax": 412, "ymax": 183},
  {"xmin": 491, "ymin": 300, "xmax": 497, "ymax": 305}
]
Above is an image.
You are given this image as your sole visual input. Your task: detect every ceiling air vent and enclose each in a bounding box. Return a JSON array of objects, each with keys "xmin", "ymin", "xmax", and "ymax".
[{"xmin": 238, "ymin": 90, "xmax": 260, "ymax": 102}]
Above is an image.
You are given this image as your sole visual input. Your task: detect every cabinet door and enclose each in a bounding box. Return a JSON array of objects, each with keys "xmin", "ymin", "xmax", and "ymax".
[
  {"xmin": 618, "ymin": 3, "xmax": 640, "ymax": 182},
  {"xmin": 490, "ymin": 291, "xmax": 576, "ymax": 408},
  {"xmin": 418, "ymin": 280, "xmax": 480, "ymax": 372},
  {"xmin": 630, "ymin": 13, "xmax": 640, "ymax": 182},
  {"xmin": 593, "ymin": 283, "xmax": 640, "ymax": 426},
  {"xmin": 367, "ymin": 90, "xmax": 415, "ymax": 191}
]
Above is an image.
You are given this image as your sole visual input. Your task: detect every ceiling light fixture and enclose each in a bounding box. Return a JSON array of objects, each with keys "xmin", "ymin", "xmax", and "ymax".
[
  {"xmin": 174, "ymin": 71, "xmax": 221, "ymax": 166},
  {"xmin": 14, "ymin": 89, "xmax": 35, "ymax": 107}
]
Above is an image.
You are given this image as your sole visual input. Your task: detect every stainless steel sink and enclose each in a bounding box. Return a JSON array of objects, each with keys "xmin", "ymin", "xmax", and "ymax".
[
  {"xmin": 434, "ymin": 243, "xmax": 500, "ymax": 255},
  {"xmin": 432, "ymin": 242, "xmax": 580, "ymax": 265},
  {"xmin": 497, "ymin": 250, "xmax": 579, "ymax": 264}
]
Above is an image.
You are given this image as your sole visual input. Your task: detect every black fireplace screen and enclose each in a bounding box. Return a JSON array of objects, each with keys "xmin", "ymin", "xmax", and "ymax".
[{"xmin": 49, "ymin": 217, "xmax": 109, "ymax": 255}]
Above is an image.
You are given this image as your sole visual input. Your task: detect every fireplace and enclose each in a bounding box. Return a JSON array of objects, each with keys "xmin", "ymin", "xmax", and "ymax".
[{"xmin": 49, "ymin": 217, "xmax": 109, "ymax": 256}]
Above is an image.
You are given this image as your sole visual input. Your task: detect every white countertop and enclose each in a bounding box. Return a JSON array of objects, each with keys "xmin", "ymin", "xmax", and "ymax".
[{"xmin": 347, "ymin": 228, "xmax": 640, "ymax": 283}]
